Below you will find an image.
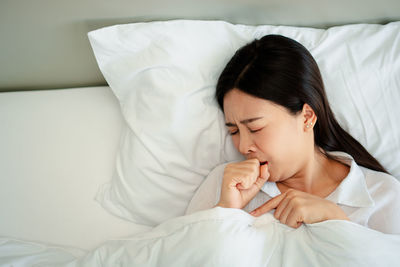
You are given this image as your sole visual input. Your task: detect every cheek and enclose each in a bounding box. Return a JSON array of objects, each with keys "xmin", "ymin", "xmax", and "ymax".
[
  {"xmin": 274, "ymin": 128, "xmax": 302, "ymax": 162},
  {"xmin": 262, "ymin": 124, "xmax": 303, "ymax": 177},
  {"xmin": 257, "ymin": 128, "xmax": 285, "ymax": 153},
  {"xmin": 231, "ymin": 135, "xmax": 239, "ymax": 149}
]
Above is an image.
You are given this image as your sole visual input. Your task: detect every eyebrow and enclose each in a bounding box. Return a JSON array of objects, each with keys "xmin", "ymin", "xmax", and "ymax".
[{"xmin": 225, "ymin": 117, "xmax": 264, "ymax": 127}]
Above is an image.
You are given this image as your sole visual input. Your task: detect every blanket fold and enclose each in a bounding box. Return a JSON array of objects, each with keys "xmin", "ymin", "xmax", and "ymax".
[{"xmin": 1, "ymin": 207, "xmax": 400, "ymax": 267}]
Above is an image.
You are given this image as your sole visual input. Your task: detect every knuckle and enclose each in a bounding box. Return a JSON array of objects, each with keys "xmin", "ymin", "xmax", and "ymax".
[
  {"xmin": 246, "ymin": 158, "xmax": 259, "ymax": 168},
  {"xmin": 291, "ymin": 198, "xmax": 301, "ymax": 207},
  {"xmin": 297, "ymin": 205, "xmax": 306, "ymax": 214},
  {"xmin": 286, "ymin": 188, "xmax": 296, "ymax": 195},
  {"xmin": 244, "ymin": 173, "xmax": 252, "ymax": 180}
]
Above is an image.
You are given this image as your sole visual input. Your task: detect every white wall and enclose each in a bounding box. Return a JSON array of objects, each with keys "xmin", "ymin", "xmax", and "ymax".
[{"xmin": 1, "ymin": 0, "xmax": 399, "ymax": 91}]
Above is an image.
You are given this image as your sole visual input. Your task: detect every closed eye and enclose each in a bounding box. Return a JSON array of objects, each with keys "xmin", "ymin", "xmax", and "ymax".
[{"xmin": 229, "ymin": 128, "xmax": 262, "ymax": 136}]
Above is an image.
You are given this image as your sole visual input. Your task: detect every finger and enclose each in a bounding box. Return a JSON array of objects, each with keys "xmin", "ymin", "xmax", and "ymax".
[
  {"xmin": 285, "ymin": 208, "xmax": 303, "ymax": 228},
  {"xmin": 250, "ymin": 193, "xmax": 286, "ymax": 217},
  {"xmin": 274, "ymin": 194, "xmax": 291, "ymax": 219},
  {"xmin": 254, "ymin": 174, "xmax": 268, "ymax": 190},
  {"xmin": 229, "ymin": 174, "xmax": 252, "ymax": 189},
  {"xmin": 279, "ymin": 199, "xmax": 294, "ymax": 225},
  {"xmin": 234, "ymin": 162, "xmax": 264, "ymax": 189},
  {"xmin": 244, "ymin": 176, "xmax": 267, "ymax": 197},
  {"xmin": 240, "ymin": 175, "xmax": 255, "ymax": 189},
  {"xmin": 236, "ymin": 183, "xmax": 245, "ymax": 190},
  {"xmin": 259, "ymin": 163, "xmax": 270, "ymax": 180}
]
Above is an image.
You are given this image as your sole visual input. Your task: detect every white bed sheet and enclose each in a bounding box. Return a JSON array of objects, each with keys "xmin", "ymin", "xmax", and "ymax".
[{"xmin": 0, "ymin": 86, "xmax": 152, "ymax": 251}]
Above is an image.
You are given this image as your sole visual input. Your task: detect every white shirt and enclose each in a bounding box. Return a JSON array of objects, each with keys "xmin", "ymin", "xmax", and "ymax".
[{"xmin": 185, "ymin": 151, "xmax": 400, "ymax": 234}]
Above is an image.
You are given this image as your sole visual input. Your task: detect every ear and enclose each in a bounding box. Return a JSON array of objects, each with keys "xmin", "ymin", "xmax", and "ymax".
[{"xmin": 302, "ymin": 103, "xmax": 317, "ymax": 131}]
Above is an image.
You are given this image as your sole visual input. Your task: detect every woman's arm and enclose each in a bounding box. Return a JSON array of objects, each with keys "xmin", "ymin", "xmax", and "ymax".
[{"xmin": 184, "ymin": 163, "xmax": 227, "ymax": 215}]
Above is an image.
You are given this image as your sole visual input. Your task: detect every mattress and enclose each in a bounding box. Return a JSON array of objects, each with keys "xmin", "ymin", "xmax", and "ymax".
[{"xmin": 0, "ymin": 86, "xmax": 152, "ymax": 251}]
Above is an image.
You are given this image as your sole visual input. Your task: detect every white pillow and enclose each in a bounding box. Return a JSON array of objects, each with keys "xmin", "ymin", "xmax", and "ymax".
[{"xmin": 88, "ymin": 19, "xmax": 400, "ymax": 226}]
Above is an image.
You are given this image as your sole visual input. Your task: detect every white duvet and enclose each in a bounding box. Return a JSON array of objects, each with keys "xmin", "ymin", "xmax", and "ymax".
[{"xmin": 1, "ymin": 207, "xmax": 400, "ymax": 266}]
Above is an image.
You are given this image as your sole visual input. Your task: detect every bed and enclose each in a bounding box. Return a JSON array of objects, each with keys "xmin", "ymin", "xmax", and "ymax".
[
  {"xmin": 0, "ymin": 86, "xmax": 152, "ymax": 252},
  {"xmin": 1, "ymin": 1, "xmax": 400, "ymax": 266}
]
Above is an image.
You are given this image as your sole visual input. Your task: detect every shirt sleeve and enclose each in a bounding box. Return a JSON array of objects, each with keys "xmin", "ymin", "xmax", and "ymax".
[
  {"xmin": 366, "ymin": 173, "xmax": 400, "ymax": 234},
  {"xmin": 184, "ymin": 163, "xmax": 228, "ymax": 215}
]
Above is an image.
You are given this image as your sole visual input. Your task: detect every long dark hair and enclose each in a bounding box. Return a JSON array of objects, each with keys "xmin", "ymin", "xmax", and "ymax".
[{"xmin": 215, "ymin": 34, "xmax": 389, "ymax": 174}]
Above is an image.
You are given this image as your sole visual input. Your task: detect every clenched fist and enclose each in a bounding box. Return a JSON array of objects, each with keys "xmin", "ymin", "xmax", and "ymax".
[{"xmin": 216, "ymin": 159, "xmax": 270, "ymax": 209}]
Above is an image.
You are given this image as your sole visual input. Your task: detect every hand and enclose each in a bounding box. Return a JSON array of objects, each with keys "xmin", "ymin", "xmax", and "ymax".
[
  {"xmin": 249, "ymin": 189, "xmax": 349, "ymax": 228},
  {"xmin": 216, "ymin": 159, "xmax": 270, "ymax": 209}
]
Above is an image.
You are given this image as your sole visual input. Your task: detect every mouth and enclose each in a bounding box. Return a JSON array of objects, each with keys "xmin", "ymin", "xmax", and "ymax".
[{"xmin": 260, "ymin": 161, "xmax": 268, "ymax": 166}]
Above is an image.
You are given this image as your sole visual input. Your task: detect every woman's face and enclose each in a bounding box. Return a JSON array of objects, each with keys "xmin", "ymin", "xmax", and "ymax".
[{"xmin": 223, "ymin": 88, "xmax": 313, "ymax": 182}]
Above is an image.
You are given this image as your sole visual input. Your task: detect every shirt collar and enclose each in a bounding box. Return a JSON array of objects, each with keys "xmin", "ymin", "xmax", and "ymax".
[{"xmin": 261, "ymin": 151, "xmax": 375, "ymax": 208}]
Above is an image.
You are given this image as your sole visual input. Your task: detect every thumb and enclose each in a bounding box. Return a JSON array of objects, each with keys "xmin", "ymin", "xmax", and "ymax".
[
  {"xmin": 243, "ymin": 163, "xmax": 270, "ymax": 198},
  {"xmin": 252, "ymin": 163, "xmax": 270, "ymax": 189},
  {"xmin": 259, "ymin": 163, "xmax": 270, "ymax": 180}
]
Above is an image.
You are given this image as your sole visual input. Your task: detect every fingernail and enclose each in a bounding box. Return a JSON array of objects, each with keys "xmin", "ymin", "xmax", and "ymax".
[{"xmin": 250, "ymin": 211, "xmax": 257, "ymax": 215}]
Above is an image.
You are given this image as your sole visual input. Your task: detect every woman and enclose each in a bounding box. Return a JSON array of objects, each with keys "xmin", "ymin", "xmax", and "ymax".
[{"xmin": 186, "ymin": 34, "xmax": 400, "ymax": 234}]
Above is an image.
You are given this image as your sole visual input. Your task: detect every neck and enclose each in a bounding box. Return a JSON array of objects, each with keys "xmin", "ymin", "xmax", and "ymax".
[{"xmin": 277, "ymin": 148, "xmax": 346, "ymax": 198}]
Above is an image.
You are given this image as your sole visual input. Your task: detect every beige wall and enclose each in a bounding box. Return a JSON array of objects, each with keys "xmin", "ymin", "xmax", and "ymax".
[{"xmin": 1, "ymin": 0, "xmax": 399, "ymax": 92}]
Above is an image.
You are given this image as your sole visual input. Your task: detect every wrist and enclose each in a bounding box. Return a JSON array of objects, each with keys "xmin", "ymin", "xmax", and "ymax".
[
  {"xmin": 326, "ymin": 202, "xmax": 350, "ymax": 221},
  {"xmin": 336, "ymin": 210, "xmax": 350, "ymax": 221},
  {"xmin": 215, "ymin": 202, "xmax": 229, "ymax": 208}
]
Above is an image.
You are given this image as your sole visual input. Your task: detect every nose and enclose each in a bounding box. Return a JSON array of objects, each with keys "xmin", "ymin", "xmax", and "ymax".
[{"xmin": 238, "ymin": 130, "xmax": 255, "ymax": 155}]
